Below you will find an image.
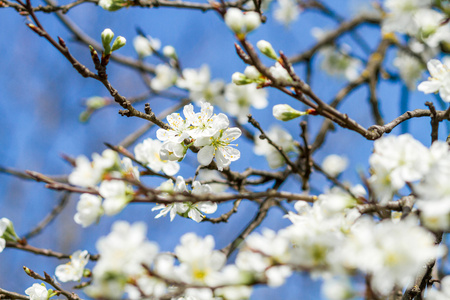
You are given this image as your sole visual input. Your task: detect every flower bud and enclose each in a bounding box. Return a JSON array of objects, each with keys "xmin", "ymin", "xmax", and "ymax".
[
  {"xmin": 244, "ymin": 12, "xmax": 261, "ymax": 33},
  {"xmin": 225, "ymin": 8, "xmax": 244, "ymax": 34},
  {"xmin": 87, "ymin": 96, "xmax": 108, "ymax": 110},
  {"xmin": 0, "ymin": 218, "xmax": 19, "ymax": 242},
  {"xmin": 98, "ymin": 0, "xmax": 127, "ymax": 11},
  {"xmin": 244, "ymin": 66, "xmax": 261, "ymax": 80},
  {"xmin": 257, "ymin": 40, "xmax": 278, "ymax": 60},
  {"xmin": 23, "ymin": 266, "xmax": 31, "ymax": 275},
  {"xmin": 163, "ymin": 45, "xmax": 177, "ymax": 59},
  {"xmin": 111, "ymin": 36, "xmax": 126, "ymax": 52},
  {"xmin": 272, "ymin": 104, "xmax": 306, "ymax": 121},
  {"xmin": 101, "ymin": 28, "xmax": 114, "ymax": 54},
  {"xmin": 232, "ymin": 72, "xmax": 254, "ymax": 85}
]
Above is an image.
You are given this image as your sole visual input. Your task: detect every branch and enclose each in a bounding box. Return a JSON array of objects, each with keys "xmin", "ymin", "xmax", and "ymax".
[
  {"xmin": 6, "ymin": 242, "xmax": 99, "ymax": 261},
  {"xmin": 0, "ymin": 288, "xmax": 29, "ymax": 300}
]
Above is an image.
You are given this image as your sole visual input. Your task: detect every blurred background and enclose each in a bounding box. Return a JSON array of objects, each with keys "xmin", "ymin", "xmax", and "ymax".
[{"xmin": 0, "ymin": 0, "xmax": 446, "ymax": 298}]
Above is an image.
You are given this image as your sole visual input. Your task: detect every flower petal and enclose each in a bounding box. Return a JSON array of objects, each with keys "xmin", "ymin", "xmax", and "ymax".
[{"xmin": 198, "ymin": 146, "xmax": 215, "ymax": 166}]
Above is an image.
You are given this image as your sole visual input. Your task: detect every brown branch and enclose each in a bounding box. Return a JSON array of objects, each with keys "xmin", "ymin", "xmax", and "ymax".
[
  {"xmin": 0, "ymin": 288, "xmax": 29, "ymax": 300},
  {"xmin": 425, "ymin": 102, "xmax": 439, "ymax": 144},
  {"xmin": 26, "ymin": 170, "xmax": 98, "ymax": 194},
  {"xmin": 118, "ymin": 99, "xmax": 190, "ymax": 148},
  {"xmin": 2, "ymin": 0, "xmax": 94, "ymax": 14},
  {"xmin": 133, "ymin": 189, "xmax": 317, "ymax": 204},
  {"xmin": 247, "ymin": 114, "xmax": 300, "ymax": 173},
  {"xmin": 23, "ymin": 267, "xmax": 81, "ymax": 300},
  {"xmin": 6, "ymin": 242, "xmax": 99, "ymax": 261},
  {"xmin": 203, "ymin": 199, "xmax": 242, "ymax": 223}
]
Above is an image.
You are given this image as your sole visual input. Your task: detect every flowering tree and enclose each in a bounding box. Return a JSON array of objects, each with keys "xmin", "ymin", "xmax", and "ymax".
[{"xmin": 3, "ymin": 0, "xmax": 450, "ymax": 299}]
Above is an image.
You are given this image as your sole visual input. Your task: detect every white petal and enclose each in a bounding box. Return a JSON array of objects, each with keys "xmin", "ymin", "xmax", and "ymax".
[
  {"xmin": 196, "ymin": 201, "xmax": 218, "ymax": 214},
  {"xmin": 188, "ymin": 209, "xmax": 203, "ymax": 223},
  {"xmin": 162, "ymin": 161, "xmax": 180, "ymax": 176},
  {"xmin": 198, "ymin": 146, "xmax": 215, "ymax": 166},
  {"xmin": 427, "ymin": 59, "xmax": 445, "ymax": 79},
  {"xmin": 222, "ymin": 127, "xmax": 242, "ymax": 141},
  {"xmin": 417, "ymin": 80, "xmax": 441, "ymax": 94}
]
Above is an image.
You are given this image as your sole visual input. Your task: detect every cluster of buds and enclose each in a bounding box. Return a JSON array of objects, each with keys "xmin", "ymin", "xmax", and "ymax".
[
  {"xmin": 232, "ymin": 40, "xmax": 294, "ymax": 87},
  {"xmin": 101, "ymin": 28, "xmax": 126, "ymax": 55},
  {"xmin": 225, "ymin": 8, "xmax": 261, "ymax": 38}
]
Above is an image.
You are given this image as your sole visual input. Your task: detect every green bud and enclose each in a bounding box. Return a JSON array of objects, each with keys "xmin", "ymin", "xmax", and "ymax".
[
  {"xmin": 1, "ymin": 218, "xmax": 19, "ymax": 242},
  {"xmin": 101, "ymin": 28, "xmax": 114, "ymax": 54},
  {"xmin": 87, "ymin": 96, "xmax": 108, "ymax": 109},
  {"xmin": 23, "ymin": 266, "xmax": 31, "ymax": 275},
  {"xmin": 111, "ymin": 36, "xmax": 126, "ymax": 52},
  {"xmin": 231, "ymin": 72, "xmax": 254, "ymax": 85},
  {"xmin": 163, "ymin": 45, "xmax": 177, "ymax": 60},
  {"xmin": 257, "ymin": 40, "xmax": 278, "ymax": 60},
  {"xmin": 98, "ymin": 0, "xmax": 128, "ymax": 11},
  {"xmin": 79, "ymin": 111, "xmax": 91, "ymax": 123},
  {"xmin": 272, "ymin": 104, "xmax": 307, "ymax": 121}
]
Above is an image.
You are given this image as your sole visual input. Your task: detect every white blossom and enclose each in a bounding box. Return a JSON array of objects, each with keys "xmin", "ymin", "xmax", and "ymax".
[
  {"xmin": 156, "ymin": 110, "xmax": 191, "ymax": 143},
  {"xmin": 321, "ymin": 277, "xmax": 355, "ymax": 300},
  {"xmin": 341, "ymin": 217, "xmax": 442, "ymax": 295},
  {"xmin": 135, "ymin": 138, "xmax": 180, "ymax": 175},
  {"xmin": 224, "ymin": 83, "xmax": 268, "ymax": 123},
  {"xmin": 25, "ymin": 283, "xmax": 50, "ymax": 300},
  {"xmin": 151, "ymin": 64, "xmax": 178, "ymax": 92},
  {"xmin": 86, "ymin": 221, "xmax": 159, "ymax": 298},
  {"xmin": 393, "ymin": 51, "xmax": 424, "ymax": 90},
  {"xmin": 133, "ymin": 35, "xmax": 161, "ymax": 57},
  {"xmin": 254, "ymin": 125, "xmax": 298, "ymax": 169},
  {"xmin": 319, "ymin": 45, "xmax": 362, "ymax": 81},
  {"xmin": 68, "ymin": 155, "xmax": 103, "ymax": 188},
  {"xmin": 152, "ymin": 177, "xmax": 217, "ymax": 222},
  {"xmin": 382, "ymin": 0, "xmax": 431, "ymax": 35},
  {"xmin": 99, "ymin": 179, "xmax": 133, "ymax": 216},
  {"xmin": 413, "ymin": 9, "xmax": 450, "ymax": 47},
  {"xmin": 55, "ymin": 250, "xmax": 90, "ymax": 282},
  {"xmin": 176, "ymin": 65, "xmax": 225, "ymax": 105},
  {"xmin": 322, "ymin": 154, "xmax": 349, "ymax": 177},
  {"xmin": 418, "ymin": 59, "xmax": 450, "ymax": 102},
  {"xmin": 74, "ymin": 193, "xmax": 103, "ymax": 227},
  {"xmin": 185, "ymin": 102, "xmax": 229, "ymax": 139},
  {"xmin": 369, "ymin": 134, "xmax": 430, "ymax": 203},
  {"xmin": 269, "ymin": 62, "xmax": 293, "ymax": 83},
  {"xmin": 274, "ymin": 0, "xmax": 301, "ymax": 26},
  {"xmin": 174, "ymin": 233, "xmax": 227, "ymax": 285},
  {"xmin": 195, "ymin": 127, "xmax": 242, "ymax": 171}
]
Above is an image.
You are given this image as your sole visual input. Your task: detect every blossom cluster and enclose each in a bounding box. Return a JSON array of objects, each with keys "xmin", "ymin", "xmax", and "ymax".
[
  {"xmin": 156, "ymin": 101, "xmax": 242, "ymax": 171},
  {"xmin": 67, "ymin": 187, "xmax": 444, "ymax": 299},
  {"xmin": 84, "ymin": 221, "xmax": 252, "ymax": 299},
  {"xmin": 151, "ymin": 176, "xmax": 218, "ymax": 222},
  {"xmin": 369, "ymin": 134, "xmax": 450, "ymax": 231},
  {"xmin": 68, "ymin": 149, "xmax": 139, "ymax": 227}
]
